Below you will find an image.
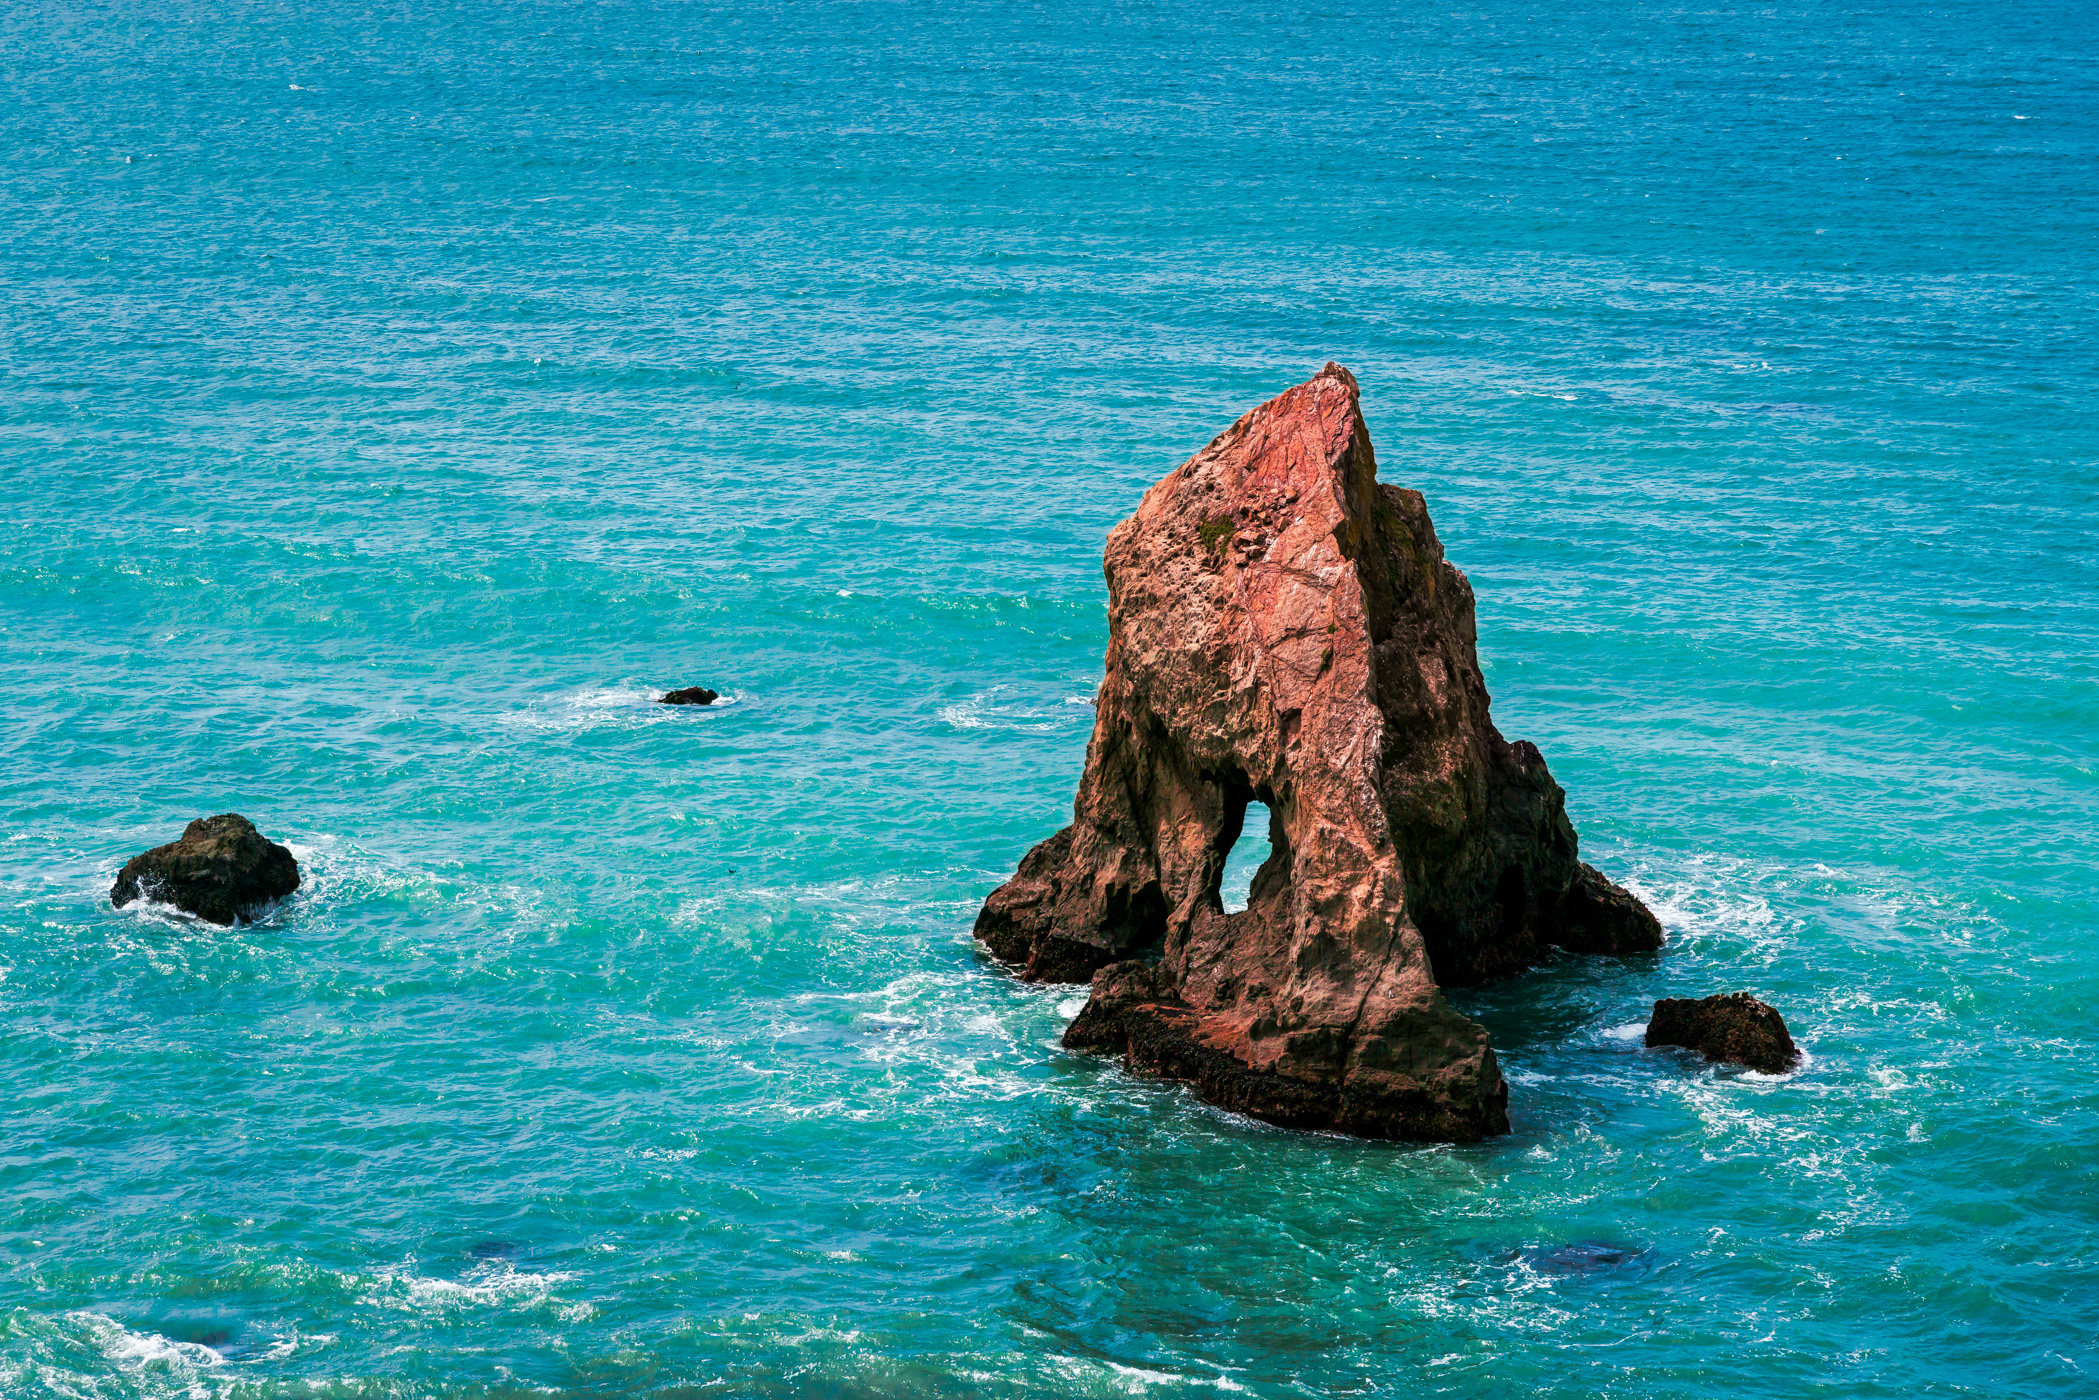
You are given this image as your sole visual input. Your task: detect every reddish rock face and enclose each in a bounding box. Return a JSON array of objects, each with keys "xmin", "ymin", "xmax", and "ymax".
[{"xmin": 975, "ymin": 363, "xmax": 1662, "ymax": 1142}]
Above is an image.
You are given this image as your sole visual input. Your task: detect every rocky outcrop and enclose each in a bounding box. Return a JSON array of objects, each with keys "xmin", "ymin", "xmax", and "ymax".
[
  {"xmin": 110, "ymin": 814, "xmax": 300, "ymax": 925},
  {"xmin": 1646, "ymin": 993, "xmax": 1798, "ymax": 1073},
  {"xmin": 975, "ymin": 363, "xmax": 1661, "ymax": 1142},
  {"xmin": 661, "ymin": 687, "xmax": 719, "ymax": 706}
]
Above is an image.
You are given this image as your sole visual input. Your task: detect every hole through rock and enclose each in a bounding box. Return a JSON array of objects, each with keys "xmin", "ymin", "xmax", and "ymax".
[{"xmin": 1219, "ymin": 800, "xmax": 1273, "ymax": 914}]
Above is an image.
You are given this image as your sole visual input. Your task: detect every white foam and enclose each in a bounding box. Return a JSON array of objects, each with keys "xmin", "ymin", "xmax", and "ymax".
[
  {"xmin": 1742, "ymin": 1045, "xmax": 1814, "ymax": 1080},
  {"xmin": 494, "ymin": 683, "xmax": 694, "ymax": 734},
  {"xmin": 251, "ymin": 1328, "xmax": 333, "ymax": 1362},
  {"xmin": 747, "ymin": 968, "xmax": 1084, "ymax": 1118},
  {"xmin": 284, "ymin": 834, "xmax": 550, "ymax": 934},
  {"xmin": 48, "ymin": 1311, "xmax": 226, "ymax": 1398},
  {"xmin": 356, "ymin": 1257, "xmax": 582, "ymax": 1316},
  {"xmin": 1050, "ymin": 1357, "xmax": 1250, "ymax": 1392},
  {"xmin": 110, "ymin": 892, "xmax": 215, "ymax": 928},
  {"xmin": 99, "ymin": 1323, "xmax": 222, "ymax": 1370},
  {"xmin": 938, "ymin": 687, "xmax": 1071, "ymax": 733}
]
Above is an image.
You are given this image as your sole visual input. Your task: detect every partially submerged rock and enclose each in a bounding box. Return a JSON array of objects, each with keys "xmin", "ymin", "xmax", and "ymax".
[
  {"xmin": 975, "ymin": 363, "xmax": 1662, "ymax": 1142},
  {"xmin": 660, "ymin": 687, "xmax": 719, "ymax": 706},
  {"xmin": 110, "ymin": 814, "xmax": 300, "ymax": 925},
  {"xmin": 1646, "ymin": 992, "xmax": 1798, "ymax": 1073}
]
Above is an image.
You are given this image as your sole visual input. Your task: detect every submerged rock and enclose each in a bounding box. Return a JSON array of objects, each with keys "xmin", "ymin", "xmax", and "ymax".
[
  {"xmin": 1645, "ymin": 992, "xmax": 1799, "ymax": 1073},
  {"xmin": 660, "ymin": 686, "xmax": 719, "ymax": 706},
  {"xmin": 110, "ymin": 813, "xmax": 300, "ymax": 925},
  {"xmin": 1528, "ymin": 1242, "xmax": 1651, "ymax": 1277},
  {"xmin": 975, "ymin": 363, "xmax": 1662, "ymax": 1143}
]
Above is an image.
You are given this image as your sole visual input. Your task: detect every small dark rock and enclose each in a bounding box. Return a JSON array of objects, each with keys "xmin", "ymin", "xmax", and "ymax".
[
  {"xmin": 110, "ymin": 813, "xmax": 300, "ymax": 926},
  {"xmin": 660, "ymin": 687, "xmax": 719, "ymax": 706},
  {"xmin": 1645, "ymin": 992, "xmax": 1799, "ymax": 1073}
]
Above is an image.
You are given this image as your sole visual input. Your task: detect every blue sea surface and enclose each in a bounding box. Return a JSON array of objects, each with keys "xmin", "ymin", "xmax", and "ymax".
[{"xmin": 2, "ymin": 0, "xmax": 2096, "ymax": 1395}]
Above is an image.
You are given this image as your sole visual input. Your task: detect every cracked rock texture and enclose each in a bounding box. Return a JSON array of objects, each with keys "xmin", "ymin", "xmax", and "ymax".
[
  {"xmin": 110, "ymin": 813, "xmax": 301, "ymax": 925},
  {"xmin": 1646, "ymin": 993, "xmax": 1798, "ymax": 1073},
  {"xmin": 975, "ymin": 363, "xmax": 1662, "ymax": 1141}
]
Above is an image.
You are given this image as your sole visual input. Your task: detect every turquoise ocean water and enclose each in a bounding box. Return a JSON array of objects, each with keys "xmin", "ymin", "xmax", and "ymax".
[{"xmin": 3, "ymin": 1, "xmax": 2096, "ymax": 1394}]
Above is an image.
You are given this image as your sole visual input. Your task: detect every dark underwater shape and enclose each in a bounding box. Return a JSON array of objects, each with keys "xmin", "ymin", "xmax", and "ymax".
[
  {"xmin": 976, "ymin": 365, "xmax": 1662, "ymax": 1142},
  {"xmin": 1528, "ymin": 1242, "xmax": 1653, "ymax": 1276},
  {"xmin": 109, "ymin": 813, "xmax": 300, "ymax": 926},
  {"xmin": 131, "ymin": 1303, "xmax": 245, "ymax": 1353}
]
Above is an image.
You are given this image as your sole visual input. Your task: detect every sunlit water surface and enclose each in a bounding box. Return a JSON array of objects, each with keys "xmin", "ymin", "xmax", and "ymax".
[{"xmin": 2, "ymin": 0, "xmax": 2095, "ymax": 1395}]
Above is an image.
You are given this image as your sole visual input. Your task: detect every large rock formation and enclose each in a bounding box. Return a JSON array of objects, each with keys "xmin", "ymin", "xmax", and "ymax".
[
  {"xmin": 110, "ymin": 814, "xmax": 300, "ymax": 925},
  {"xmin": 975, "ymin": 364, "xmax": 1661, "ymax": 1142},
  {"xmin": 1646, "ymin": 993, "xmax": 1799, "ymax": 1073}
]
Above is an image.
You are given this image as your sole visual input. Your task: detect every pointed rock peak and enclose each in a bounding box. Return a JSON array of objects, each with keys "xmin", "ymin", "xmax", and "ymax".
[{"xmin": 975, "ymin": 364, "xmax": 1661, "ymax": 1142}]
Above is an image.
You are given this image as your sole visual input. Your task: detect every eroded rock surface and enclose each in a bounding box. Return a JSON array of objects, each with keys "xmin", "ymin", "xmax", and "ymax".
[
  {"xmin": 110, "ymin": 813, "xmax": 300, "ymax": 925},
  {"xmin": 1646, "ymin": 992, "xmax": 1798, "ymax": 1073},
  {"xmin": 975, "ymin": 363, "xmax": 1661, "ymax": 1141},
  {"xmin": 660, "ymin": 687, "xmax": 719, "ymax": 706}
]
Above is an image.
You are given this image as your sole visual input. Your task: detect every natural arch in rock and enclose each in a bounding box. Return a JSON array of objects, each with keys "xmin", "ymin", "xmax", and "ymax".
[
  {"xmin": 974, "ymin": 363, "xmax": 1661, "ymax": 1142},
  {"xmin": 1217, "ymin": 798, "xmax": 1273, "ymax": 915}
]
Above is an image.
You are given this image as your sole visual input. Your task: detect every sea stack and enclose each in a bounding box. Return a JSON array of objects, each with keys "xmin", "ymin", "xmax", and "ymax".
[
  {"xmin": 110, "ymin": 813, "xmax": 301, "ymax": 925},
  {"xmin": 974, "ymin": 364, "xmax": 1662, "ymax": 1142},
  {"xmin": 1645, "ymin": 993, "xmax": 1799, "ymax": 1073}
]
